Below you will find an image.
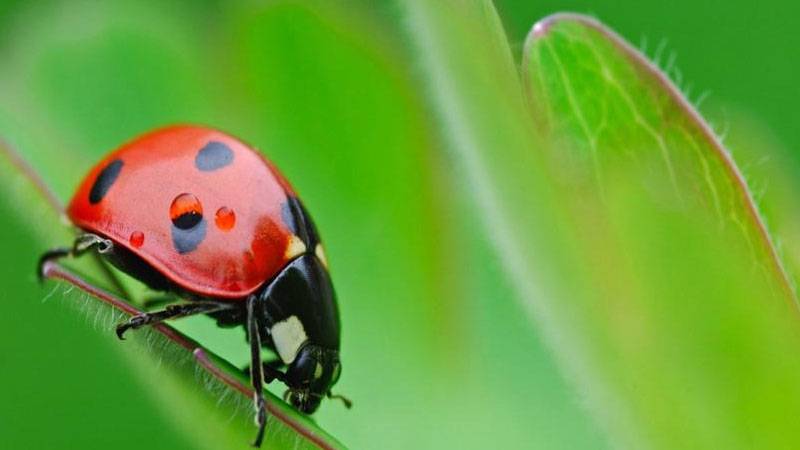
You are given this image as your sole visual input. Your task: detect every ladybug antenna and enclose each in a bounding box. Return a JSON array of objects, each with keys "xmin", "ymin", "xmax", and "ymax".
[{"xmin": 327, "ymin": 391, "xmax": 353, "ymax": 409}]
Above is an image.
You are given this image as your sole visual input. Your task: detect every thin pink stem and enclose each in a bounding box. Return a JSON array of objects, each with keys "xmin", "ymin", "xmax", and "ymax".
[
  {"xmin": 193, "ymin": 349, "xmax": 337, "ymax": 450},
  {"xmin": 41, "ymin": 260, "xmax": 196, "ymax": 349},
  {"xmin": 41, "ymin": 261, "xmax": 339, "ymax": 449},
  {"xmin": 0, "ymin": 138, "xmax": 64, "ymax": 213}
]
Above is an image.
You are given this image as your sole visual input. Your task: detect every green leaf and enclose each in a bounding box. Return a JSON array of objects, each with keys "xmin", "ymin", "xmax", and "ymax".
[
  {"xmin": 403, "ymin": 3, "xmax": 800, "ymax": 449},
  {"xmin": 11, "ymin": 0, "xmax": 798, "ymax": 448},
  {"xmin": 721, "ymin": 110, "xmax": 800, "ymax": 285},
  {"xmin": 521, "ymin": 13, "xmax": 800, "ymax": 449},
  {"xmin": 399, "ymin": 0, "xmax": 614, "ymax": 446}
]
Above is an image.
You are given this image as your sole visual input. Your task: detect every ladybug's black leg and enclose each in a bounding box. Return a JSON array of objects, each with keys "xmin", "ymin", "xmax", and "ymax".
[
  {"xmin": 37, "ymin": 248, "xmax": 71, "ymax": 281},
  {"xmin": 116, "ymin": 301, "xmax": 234, "ymax": 339},
  {"xmin": 73, "ymin": 233, "xmax": 114, "ymax": 254},
  {"xmin": 37, "ymin": 233, "xmax": 114, "ymax": 280},
  {"xmin": 261, "ymin": 361, "xmax": 287, "ymax": 384},
  {"xmin": 247, "ymin": 294, "xmax": 268, "ymax": 447}
]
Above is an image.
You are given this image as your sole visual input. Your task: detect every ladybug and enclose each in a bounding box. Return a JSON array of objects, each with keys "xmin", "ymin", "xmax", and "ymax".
[{"xmin": 37, "ymin": 125, "xmax": 348, "ymax": 447}]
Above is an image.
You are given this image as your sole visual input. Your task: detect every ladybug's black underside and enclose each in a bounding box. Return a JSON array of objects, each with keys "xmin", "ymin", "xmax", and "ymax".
[{"xmin": 103, "ymin": 239, "xmax": 340, "ymax": 351}]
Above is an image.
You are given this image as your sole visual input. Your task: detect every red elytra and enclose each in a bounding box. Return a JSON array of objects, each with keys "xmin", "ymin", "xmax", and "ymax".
[{"xmin": 67, "ymin": 125, "xmax": 299, "ymax": 300}]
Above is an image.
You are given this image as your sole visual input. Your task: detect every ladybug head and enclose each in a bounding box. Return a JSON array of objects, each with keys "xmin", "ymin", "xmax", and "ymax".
[{"xmin": 284, "ymin": 344, "xmax": 342, "ymax": 414}]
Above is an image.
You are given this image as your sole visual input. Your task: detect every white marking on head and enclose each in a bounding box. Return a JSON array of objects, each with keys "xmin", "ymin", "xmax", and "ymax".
[
  {"xmin": 284, "ymin": 235, "xmax": 307, "ymax": 260},
  {"xmin": 270, "ymin": 315, "xmax": 308, "ymax": 364},
  {"xmin": 315, "ymin": 243, "xmax": 328, "ymax": 268}
]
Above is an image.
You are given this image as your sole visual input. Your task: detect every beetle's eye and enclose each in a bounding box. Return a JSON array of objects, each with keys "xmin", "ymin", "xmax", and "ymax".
[
  {"xmin": 331, "ymin": 362, "xmax": 342, "ymax": 385},
  {"xmin": 170, "ymin": 193, "xmax": 203, "ymax": 229}
]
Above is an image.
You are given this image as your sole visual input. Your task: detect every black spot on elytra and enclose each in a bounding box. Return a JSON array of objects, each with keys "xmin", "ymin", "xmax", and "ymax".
[
  {"xmin": 195, "ymin": 141, "xmax": 234, "ymax": 171},
  {"xmin": 171, "ymin": 218, "xmax": 207, "ymax": 254},
  {"xmin": 172, "ymin": 211, "xmax": 202, "ymax": 230},
  {"xmin": 89, "ymin": 159, "xmax": 123, "ymax": 204},
  {"xmin": 281, "ymin": 197, "xmax": 320, "ymax": 248}
]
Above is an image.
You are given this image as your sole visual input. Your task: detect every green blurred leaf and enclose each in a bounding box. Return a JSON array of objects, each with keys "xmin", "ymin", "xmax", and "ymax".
[
  {"xmin": 400, "ymin": 0, "xmax": 613, "ymax": 446},
  {"xmin": 522, "ymin": 13, "xmax": 800, "ymax": 449},
  {"xmin": 403, "ymin": 2, "xmax": 800, "ymax": 448},
  {"xmin": 8, "ymin": 0, "xmax": 799, "ymax": 448}
]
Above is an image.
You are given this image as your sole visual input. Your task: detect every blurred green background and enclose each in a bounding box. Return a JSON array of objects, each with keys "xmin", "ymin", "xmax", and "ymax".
[{"xmin": 1, "ymin": 1, "xmax": 798, "ymax": 449}]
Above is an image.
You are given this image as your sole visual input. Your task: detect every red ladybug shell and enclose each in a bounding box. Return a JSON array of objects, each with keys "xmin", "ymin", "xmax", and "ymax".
[{"xmin": 67, "ymin": 125, "xmax": 300, "ymax": 300}]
